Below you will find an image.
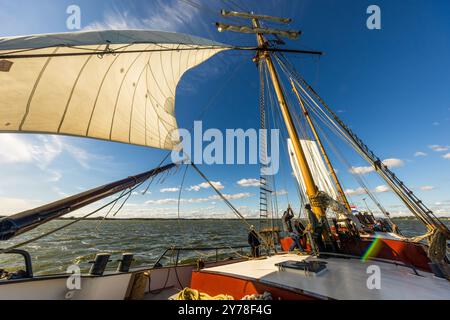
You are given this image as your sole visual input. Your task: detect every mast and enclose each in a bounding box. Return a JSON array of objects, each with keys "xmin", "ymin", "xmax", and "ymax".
[
  {"xmin": 291, "ymin": 80, "xmax": 352, "ymax": 211},
  {"xmin": 252, "ymin": 20, "xmax": 326, "ymax": 220},
  {"xmin": 217, "ymin": 11, "xmax": 341, "ymax": 251}
]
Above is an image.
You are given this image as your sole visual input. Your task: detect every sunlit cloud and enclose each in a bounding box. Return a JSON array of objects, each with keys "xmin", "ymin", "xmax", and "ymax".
[
  {"xmin": 374, "ymin": 185, "xmax": 390, "ymax": 193},
  {"xmin": 429, "ymin": 145, "xmax": 449, "ymax": 152},
  {"xmin": 84, "ymin": 0, "xmax": 198, "ymax": 32},
  {"xmin": 349, "ymin": 158, "xmax": 404, "ymax": 175},
  {"xmin": 414, "ymin": 151, "xmax": 427, "ymax": 157},
  {"xmin": 187, "ymin": 181, "xmax": 224, "ymax": 191},
  {"xmin": 346, "ymin": 185, "xmax": 390, "ymax": 196},
  {"xmin": 237, "ymin": 178, "xmax": 260, "ymax": 187},
  {"xmin": 144, "ymin": 192, "xmax": 252, "ymax": 206},
  {"xmin": 160, "ymin": 188, "xmax": 180, "ymax": 193},
  {"xmin": 0, "ymin": 197, "xmax": 43, "ymax": 215},
  {"xmin": 274, "ymin": 189, "xmax": 288, "ymax": 196},
  {"xmin": 345, "ymin": 187, "xmax": 366, "ymax": 196}
]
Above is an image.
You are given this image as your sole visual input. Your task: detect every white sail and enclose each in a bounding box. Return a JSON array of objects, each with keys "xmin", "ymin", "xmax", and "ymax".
[
  {"xmin": 0, "ymin": 30, "xmax": 227, "ymax": 150},
  {"xmin": 287, "ymin": 138, "xmax": 338, "ymax": 200}
]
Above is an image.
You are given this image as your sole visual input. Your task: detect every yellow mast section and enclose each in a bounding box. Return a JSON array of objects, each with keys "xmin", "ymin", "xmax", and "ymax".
[
  {"xmin": 252, "ymin": 19, "xmax": 326, "ymax": 219},
  {"xmin": 291, "ymin": 80, "xmax": 352, "ymax": 211}
]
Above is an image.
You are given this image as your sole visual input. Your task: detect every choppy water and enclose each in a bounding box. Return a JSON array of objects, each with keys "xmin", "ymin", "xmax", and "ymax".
[{"xmin": 0, "ymin": 219, "xmax": 448, "ymax": 276}]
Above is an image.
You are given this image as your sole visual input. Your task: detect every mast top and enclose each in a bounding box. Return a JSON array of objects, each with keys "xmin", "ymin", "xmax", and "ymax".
[
  {"xmin": 220, "ymin": 10, "xmax": 292, "ymax": 24},
  {"xmin": 217, "ymin": 10, "xmax": 303, "ymax": 43}
]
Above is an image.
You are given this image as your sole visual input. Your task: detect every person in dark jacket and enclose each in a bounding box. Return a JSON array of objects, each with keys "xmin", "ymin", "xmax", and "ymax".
[
  {"xmin": 305, "ymin": 204, "xmax": 326, "ymax": 252},
  {"xmin": 289, "ymin": 219, "xmax": 306, "ymax": 252},
  {"xmin": 248, "ymin": 225, "xmax": 261, "ymax": 258},
  {"xmin": 282, "ymin": 205, "xmax": 295, "ymax": 233}
]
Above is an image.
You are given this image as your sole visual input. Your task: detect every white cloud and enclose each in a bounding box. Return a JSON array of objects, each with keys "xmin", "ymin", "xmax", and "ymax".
[
  {"xmin": 429, "ymin": 145, "xmax": 449, "ymax": 152},
  {"xmin": 414, "ymin": 151, "xmax": 427, "ymax": 157},
  {"xmin": 274, "ymin": 189, "xmax": 288, "ymax": 196},
  {"xmin": 345, "ymin": 185, "xmax": 390, "ymax": 196},
  {"xmin": 0, "ymin": 134, "xmax": 104, "ymax": 170},
  {"xmin": 237, "ymin": 178, "xmax": 260, "ymax": 187},
  {"xmin": 84, "ymin": 1, "xmax": 198, "ymax": 32},
  {"xmin": 382, "ymin": 158, "xmax": 405, "ymax": 168},
  {"xmin": 349, "ymin": 158, "xmax": 404, "ymax": 175},
  {"xmin": 420, "ymin": 186, "xmax": 435, "ymax": 191},
  {"xmin": 144, "ymin": 192, "xmax": 252, "ymax": 206},
  {"xmin": 349, "ymin": 166, "xmax": 374, "ymax": 175},
  {"xmin": 345, "ymin": 187, "xmax": 366, "ymax": 196},
  {"xmin": 374, "ymin": 185, "xmax": 390, "ymax": 193},
  {"xmin": 187, "ymin": 181, "xmax": 224, "ymax": 191},
  {"xmin": 160, "ymin": 188, "xmax": 180, "ymax": 193},
  {"xmin": 210, "ymin": 193, "xmax": 252, "ymax": 201},
  {"xmin": 0, "ymin": 197, "xmax": 43, "ymax": 215},
  {"xmin": 0, "ymin": 134, "xmax": 60, "ymax": 167},
  {"xmin": 47, "ymin": 170, "xmax": 63, "ymax": 182},
  {"xmin": 145, "ymin": 198, "xmax": 179, "ymax": 205},
  {"xmin": 432, "ymin": 122, "xmax": 440, "ymax": 126},
  {"xmin": 62, "ymin": 143, "xmax": 92, "ymax": 169},
  {"xmin": 52, "ymin": 187, "xmax": 68, "ymax": 198},
  {"xmin": 443, "ymin": 153, "xmax": 450, "ymax": 159}
]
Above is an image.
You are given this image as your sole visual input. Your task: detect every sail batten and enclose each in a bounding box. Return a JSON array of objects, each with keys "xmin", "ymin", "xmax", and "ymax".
[{"xmin": 0, "ymin": 30, "xmax": 227, "ymax": 150}]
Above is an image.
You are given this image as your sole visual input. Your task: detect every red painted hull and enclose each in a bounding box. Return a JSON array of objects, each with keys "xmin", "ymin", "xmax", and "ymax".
[
  {"xmin": 191, "ymin": 271, "xmax": 318, "ymax": 300},
  {"xmin": 280, "ymin": 236, "xmax": 431, "ymax": 272}
]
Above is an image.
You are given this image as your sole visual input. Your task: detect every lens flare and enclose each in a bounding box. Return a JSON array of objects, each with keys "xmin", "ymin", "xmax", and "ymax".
[{"xmin": 361, "ymin": 236, "xmax": 383, "ymax": 262}]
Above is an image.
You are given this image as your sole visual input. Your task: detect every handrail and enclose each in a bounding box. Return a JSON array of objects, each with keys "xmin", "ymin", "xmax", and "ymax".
[
  {"xmin": 0, "ymin": 249, "xmax": 33, "ymax": 279},
  {"xmin": 152, "ymin": 245, "xmax": 249, "ymax": 268}
]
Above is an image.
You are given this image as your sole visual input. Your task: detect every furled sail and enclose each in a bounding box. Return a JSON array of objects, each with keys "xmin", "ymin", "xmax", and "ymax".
[
  {"xmin": 287, "ymin": 138, "xmax": 338, "ymax": 200},
  {"xmin": 0, "ymin": 30, "xmax": 228, "ymax": 150}
]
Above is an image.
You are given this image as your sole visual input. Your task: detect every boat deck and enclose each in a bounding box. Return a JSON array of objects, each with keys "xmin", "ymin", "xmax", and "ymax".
[{"xmin": 195, "ymin": 254, "xmax": 450, "ymax": 300}]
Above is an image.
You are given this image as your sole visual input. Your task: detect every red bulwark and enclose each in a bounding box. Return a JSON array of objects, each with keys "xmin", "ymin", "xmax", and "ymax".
[
  {"xmin": 361, "ymin": 238, "xmax": 431, "ymax": 271},
  {"xmin": 280, "ymin": 236, "xmax": 431, "ymax": 271},
  {"xmin": 190, "ymin": 271, "xmax": 317, "ymax": 300}
]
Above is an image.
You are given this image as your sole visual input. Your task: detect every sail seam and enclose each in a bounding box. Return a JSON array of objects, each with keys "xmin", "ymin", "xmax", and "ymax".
[
  {"xmin": 58, "ymin": 45, "xmax": 102, "ymax": 133},
  {"xmin": 147, "ymin": 53, "xmax": 168, "ymax": 112},
  {"xmin": 19, "ymin": 47, "xmax": 59, "ymax": 130},
  {"xmin": 128, "ymin": 59, "xmax": 149, "ymax": 144},
  {"xmin": 85, "ymin": 49, "xmax": 122, "ymax": 136},
  {"xmin": 159, "ymin": 49, "xmax": 176, "ymax": 98},
  {"xmin": 109, "ymin": 45, "xmax": 151, "ymax": 140}
]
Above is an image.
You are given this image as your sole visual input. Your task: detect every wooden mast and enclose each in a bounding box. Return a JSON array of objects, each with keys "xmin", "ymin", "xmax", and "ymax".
[
  {"xmin": 217, "ymin": 12, "xmax": 339, "ymax": 251},
  {"xmin": 291, "ymin": 80, "xmax": 352, "ymax": 211},
  {"xmin": 250, "ymin": 18, "xmax": 326, "ymax": 220}
]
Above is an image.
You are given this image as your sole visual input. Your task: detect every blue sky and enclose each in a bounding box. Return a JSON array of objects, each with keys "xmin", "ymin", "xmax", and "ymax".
[{"xmin": 0, "ymin": 0, "xmax": 449, "ymax": 218}]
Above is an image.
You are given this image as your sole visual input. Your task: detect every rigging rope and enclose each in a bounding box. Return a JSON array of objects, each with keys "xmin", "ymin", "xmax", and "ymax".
[
  {"xmin": 274, "ymin": 55, "xmax": 400, "ymax": 219},
  {"xmin": 177, "ymin": 164, "xmax": 190, "ymax": 220},
  {"xmin": 276, "ymin": 52, "xmax": 449, "ymax": 236},
  {"xmin": 0, "ymin": 181, "xmax": 146, "ymax": 254},
  {"xmin": 189, "ymin": 163, "xmax": 271, "ymax": 250}
]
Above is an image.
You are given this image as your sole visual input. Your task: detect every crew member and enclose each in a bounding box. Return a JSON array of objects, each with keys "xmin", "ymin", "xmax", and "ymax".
[
  {"xmin": 248, "ymin": 225, "xmax": 261, "ymax": 258},
  {"xmin": 289, "ymin": 219, "xmax": 305, "ymax": 252},
  {"xmin": 305, "ymin": 204, "xmax": 326, "ymax": 252},
  {"xmin": 282, "ymin": 205, "xmax": 295, "ymax": 233}
]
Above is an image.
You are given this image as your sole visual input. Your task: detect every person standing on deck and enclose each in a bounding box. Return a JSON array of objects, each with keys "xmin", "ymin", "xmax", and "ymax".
[
  {"xmin": 248, "ymin": 225, "xmax": 261, "ymax": 258},
  {"xmin": 305, "ymin": 204, "xmax": 326, "ymax": 252},
  {"xmin": 282, "ymin": 205, "xmax": 295, "ymax": 233},
  {"xmin": 289, "ymin": 219, "xmax": 305, "ymax": 252}
]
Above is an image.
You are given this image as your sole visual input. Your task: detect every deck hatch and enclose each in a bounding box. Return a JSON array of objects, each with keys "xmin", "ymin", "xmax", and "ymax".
[{"xmin": 276, "ymin": 260, "xmax": 328, "ymax": 276}]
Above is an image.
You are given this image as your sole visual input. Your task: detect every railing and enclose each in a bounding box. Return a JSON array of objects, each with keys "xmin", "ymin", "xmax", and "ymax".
[
  {"xmin": 152, "ymin": 245, "xmax": 250, "ymax": 269},
  {"xmin": 0, "ymin": 249, "xmax": 33, "ymax": 279}
]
